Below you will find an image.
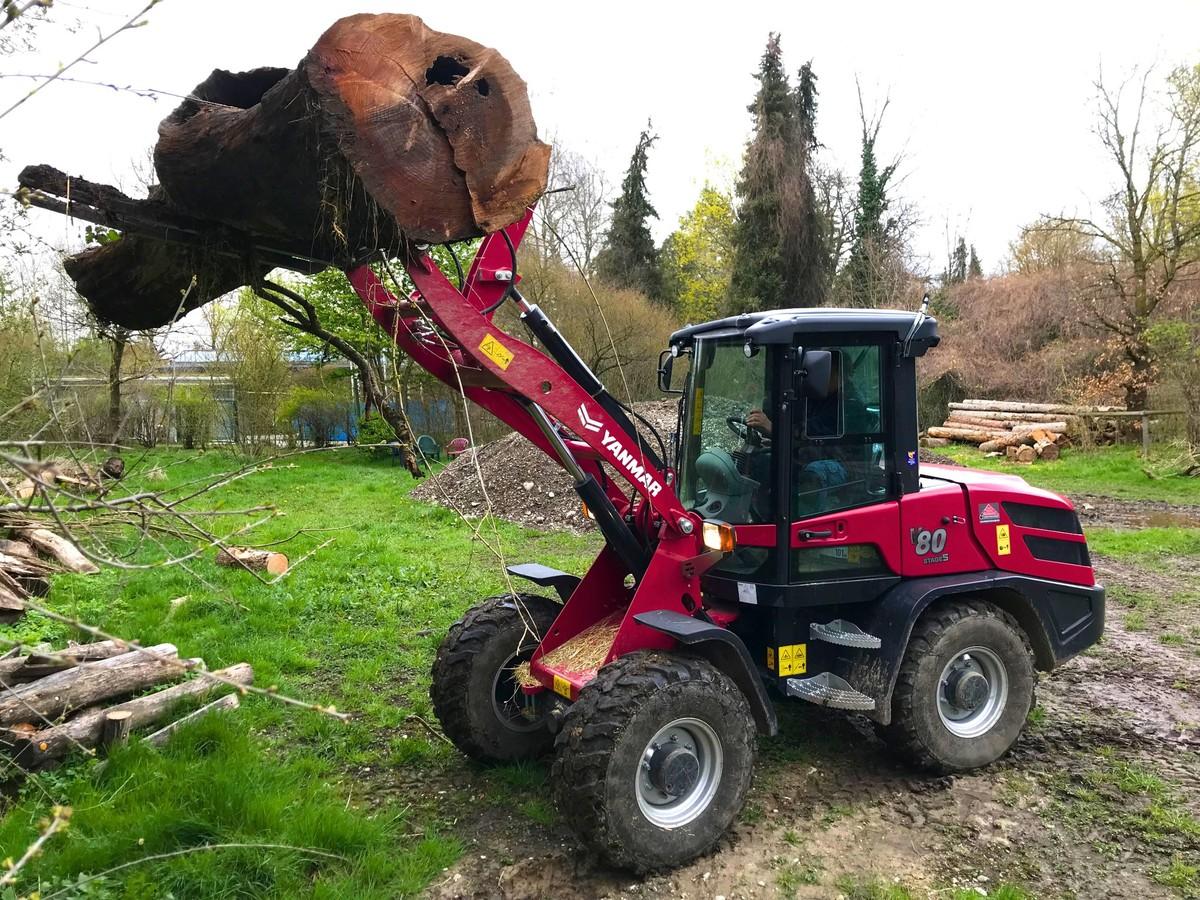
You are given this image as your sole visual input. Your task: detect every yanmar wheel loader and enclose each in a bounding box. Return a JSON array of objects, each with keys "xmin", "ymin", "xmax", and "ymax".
[{"xmin": 341, "ymin": 209, "xmax": 1105, "ymax": 872}]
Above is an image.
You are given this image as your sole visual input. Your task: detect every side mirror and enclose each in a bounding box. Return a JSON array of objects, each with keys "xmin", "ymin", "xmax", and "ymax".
[
  {"xmin": 657, "ymin": 350, "xmax": 676, "ymax": 394},
  {"xmin": 799, "ymin": 349, "xmax": 832, "ymax": 400}
]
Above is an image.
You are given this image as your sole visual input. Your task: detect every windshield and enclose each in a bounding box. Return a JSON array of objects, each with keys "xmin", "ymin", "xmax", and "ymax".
[{"xmin": 678, "ymin": 337, "xmax": 774, "ymax": 525}]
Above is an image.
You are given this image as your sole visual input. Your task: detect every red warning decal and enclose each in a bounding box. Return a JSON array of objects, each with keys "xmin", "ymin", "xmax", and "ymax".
[{"xmin": 978, "ymin": 502, "xmax": 1000, "ymax": 524}]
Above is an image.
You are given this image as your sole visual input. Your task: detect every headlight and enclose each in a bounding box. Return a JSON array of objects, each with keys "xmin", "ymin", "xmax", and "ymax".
[{"xmin": 701, "ymin": 520, "xmax": 736, "ymax": 553}]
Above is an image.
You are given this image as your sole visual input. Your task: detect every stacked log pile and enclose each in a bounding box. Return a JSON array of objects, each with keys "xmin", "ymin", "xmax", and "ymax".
[
  {"xmin": 0, "ymin": 456, "xmax": 125, "ymax": 620},
  {"xmin": 0, "ymin": 641, "xmax": 252, "ymax": 768},
  {"xmin": 925, "ymin": 400, "xmax": 1077, "ymax": 462}
]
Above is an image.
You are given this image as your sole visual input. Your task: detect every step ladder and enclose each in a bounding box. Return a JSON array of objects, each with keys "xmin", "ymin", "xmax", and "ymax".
[
  {"xmin": 809, "ymin": 618, "xmax": 881, "ymax": 649},
  {"xmin": 785, "ymin": 672, "xmax": 875, "ymax": 711}
]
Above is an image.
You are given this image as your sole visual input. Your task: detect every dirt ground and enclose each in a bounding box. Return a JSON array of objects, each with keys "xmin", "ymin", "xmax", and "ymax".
[{"xmin": 408, "ymin": 545, "xmax": 1200, "ymax": 900}]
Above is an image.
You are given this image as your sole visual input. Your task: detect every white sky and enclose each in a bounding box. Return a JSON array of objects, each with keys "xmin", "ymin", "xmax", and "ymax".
[{"xmin": 3, "ymin": 0, "xmax": 1200, "ymax": 284}]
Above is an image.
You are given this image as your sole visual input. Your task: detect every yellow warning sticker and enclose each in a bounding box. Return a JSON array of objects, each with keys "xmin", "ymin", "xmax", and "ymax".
[
  {"xmin": 478, "ymin": 333, "xmax": 514, "ymax": 370},
  {"xmin": 777, "ymin": 643, "xmax": 807, "ymax": 677},
  {"xmin": 996, "ymin": 524, "xmax": 1011, "ymax": 556},
  {"xmin": 766, "ymin": 647, "xmax": 776, "ymax": 672},
  {"xmin": 691, "ymin": 387, "xmax": 705, "ymax": 435},
  {"xmin": 552, "ymin": 675, "xmax": 572, "ymax": 699}
]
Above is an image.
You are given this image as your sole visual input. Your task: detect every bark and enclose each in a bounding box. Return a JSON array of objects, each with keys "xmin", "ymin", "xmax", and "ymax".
[
  {"xmin": 0, "ymin": 584, "xmax": 24, "ymax": 623},
  {"xmin": 18, "ymin": 13, "xmax": 549, "ymax": 329},
  {"xmin": 927, "ymin": 426, "xmax": 1007, "ymax": 444},
  {"xmin": 979, "ymin": 433, "xmax": 1036, "ymax": 453},
  {"xmin": 100, "ymin": 710, "xmax": 133, "ymax": 749},
  {"xmin": 215, "ymin": 546, "xmax": 288, "ymax": 575},
  {"xmin": 0, "ymin": 643, "xmax": 179, "ymax": 727},
  {"xmin": 105, "ymin": 329, "xmax": 129, "ymax": 443},
  {"xmin": 0, "ymin": 540, "xmax": 36, "ymax": 559},
  {"xmin": 0, "ymin": 640, "xmax": 130, "ymax": 685},
  {"xmin": 951, "ymin": 400, "xmax": 1077, "ymax": 414},
  {"xmin": 1035, "ymin": 440, "xmax": 1061, "ymax": 461},
  {"xmin": 8, "ymin": 662, "xmax": 253, "ymax": 765},
  {"xmin": 21, "ymin": 528, "xmax": 99, "ymax": 574},
  {"xmin": 944, "ymin": 413, "xmax": 1008, "ymax": 430}
]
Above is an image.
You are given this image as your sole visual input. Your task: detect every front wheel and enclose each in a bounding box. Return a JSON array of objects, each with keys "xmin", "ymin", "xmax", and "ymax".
[
  {"xmin": 430, "ymin": 593, "xmax": 560, "ymax": 763},
  {"xmin": 880, "ymin": 599, "xmax": 1035, "ymax": 772},
  {"xmin": 552, "ymin": 652, "xmax": 757, "ymax": 872}
]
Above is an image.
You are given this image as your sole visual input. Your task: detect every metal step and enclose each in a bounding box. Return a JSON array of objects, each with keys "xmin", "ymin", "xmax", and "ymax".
[
  {"xmin": 786, "ymin": 672, "xmax": 876, "ymax": 711},
  {"xmin": 810, "ymin": 619, "xmax": 882, "ymax": 649}
]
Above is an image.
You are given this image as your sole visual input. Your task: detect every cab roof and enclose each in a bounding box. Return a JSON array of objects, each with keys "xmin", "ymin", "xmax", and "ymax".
[{"xmin": 669, "ymin": 308, "xmax": 940, "ymax": 356}]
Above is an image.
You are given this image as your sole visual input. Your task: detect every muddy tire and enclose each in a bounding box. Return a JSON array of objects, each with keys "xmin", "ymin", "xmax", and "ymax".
[
  {"xmin": 881, "ymin": 599, "xmax": 1035, "ymax": 773},
  {"xmin": 551, "ymin": 651, "xmax": 757, "ymax": 872},
  {"xmin": 431, "ymin": 594, "xmax": 560, "ymax": 763}
]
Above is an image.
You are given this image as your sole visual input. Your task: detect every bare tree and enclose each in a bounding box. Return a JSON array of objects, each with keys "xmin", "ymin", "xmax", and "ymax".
[
  {"xmin": 525, "ymin": 142, "xmax": 612, "ymax": 288},
  {"xmin": 1048, "ymin": 65, "xmax": 1200, "ymax": 409}
]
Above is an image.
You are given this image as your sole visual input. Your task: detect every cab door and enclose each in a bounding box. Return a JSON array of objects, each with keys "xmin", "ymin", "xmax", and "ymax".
[{"xmin": 786, "ymin": 339, "xmax": 902, "ymax": 600}]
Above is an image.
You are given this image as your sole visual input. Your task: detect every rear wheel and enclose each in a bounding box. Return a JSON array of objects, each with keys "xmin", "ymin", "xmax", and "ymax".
[
  {"xmin": 881, "ymin": 599, "xmax": 1034, "ymax": 772},
  {"xmin": 430, "ymin": 593, "xmax": 560, "ymax": 763},
  {"xmin": 552, "ymin": 652, "xmax": 757, "ymax": 872}
]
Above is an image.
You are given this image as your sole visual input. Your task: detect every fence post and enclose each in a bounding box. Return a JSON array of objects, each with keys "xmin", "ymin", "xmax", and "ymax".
[{"xmin": 1141, "ymin": 412, "xmax": 1150, "ymax": 458}]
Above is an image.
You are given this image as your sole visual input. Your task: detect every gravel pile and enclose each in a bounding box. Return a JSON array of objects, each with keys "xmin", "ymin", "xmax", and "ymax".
[{"xmin": 412, "ymin": 400, "xmax": 678, "ymax": 533}]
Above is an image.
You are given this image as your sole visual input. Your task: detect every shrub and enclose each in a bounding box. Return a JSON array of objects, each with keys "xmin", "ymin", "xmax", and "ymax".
[
  {"xmin": 175, "ymin": 386, "xmax": 218, "ymax": 449},
  {"xmin": 280, "ymin": 384, "xmax": 351, "ymax": 447}
]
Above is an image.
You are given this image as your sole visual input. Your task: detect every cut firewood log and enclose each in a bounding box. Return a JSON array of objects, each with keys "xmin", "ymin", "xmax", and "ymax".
[
  {"xmin": 0, "ymin": 540, "xmax": 36, "ymax": 559},
  {"xmin": 979, "ymin": 431, "xmax": 1037, "ymax": 453},
  {"xmin": 0, "ymin": 583, "xmax": 24, "ymax": 623},
  {"xmin": 20, "ymin": 528, "xmax": 99, "ymax": 574},
  {"xmin": 143, "ymin": 693, "xmax": 240, "ymax": 748},
  {"xmin": 952, "ymin": 400, "xmax": 1075, "ymax": 414},
  {"xmin": 944, "ymin": 413, "xmax": 1009, "ymax": 430},
  {"xmin": 920, "ymin": 437, "xmax": 951, "ymax": 448},
  {"xmin": 100, "ymin": 710, "xmax": 133, "ymax": 750},
  {"xmin": 100, "ymin": 457, "xmax": 125, "ymax": 481},
  {"xmin": 0, "ymin": 643, "xmax": 179, "ymax": 727},
  {"xmin": 948, "ymin": 408, "xmax": 1078, "ymax": 424},
  {"xmin": 927, "ymin": 426, "xmax": 1007, "ymax": 444},
  {"xmin": 18, "ymin": 13, "xmax": 549, "ymax": 329},
  {"xmin": 215, "ymin": 547, "xmax": 288, "ymax": 575},
  {"xmin": 1035, "ymin": 440, "xmax": 1061, "ymax": 461},
  {"xmin": 0, "ymin": 640, "xmax": 129, "ymax": 685},
  {"xmin": 9, "ymin": 662, "xmax": 252, "ymax": 765},
  {"xmin": 1014, "ymin": 445, "xmax": 1037, "ymax": 464}
]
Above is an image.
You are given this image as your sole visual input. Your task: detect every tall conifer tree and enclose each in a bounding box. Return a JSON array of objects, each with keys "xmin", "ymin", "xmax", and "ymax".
[{"xmin": 595, "ymin": 123, "xmax": 662, "ymax": 300}]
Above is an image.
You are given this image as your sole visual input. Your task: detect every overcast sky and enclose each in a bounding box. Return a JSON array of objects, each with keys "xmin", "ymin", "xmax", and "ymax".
[{"xmin": 4, "ymin": 0, "xmax": 1200, "ymax": 283}]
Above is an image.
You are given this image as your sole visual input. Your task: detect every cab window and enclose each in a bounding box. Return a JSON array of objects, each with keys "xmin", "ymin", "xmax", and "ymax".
[{"xmin": 793, "ymin": 343, "xmax": 888, "ymax": 518}]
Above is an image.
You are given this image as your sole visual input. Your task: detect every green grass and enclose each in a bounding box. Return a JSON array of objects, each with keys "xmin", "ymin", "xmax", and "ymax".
[
  {"xmin": 1087, "ymin": 527, "xmax": 1200, "ymax": 561},
  {"xmin": 937, "ymin": 444, "xmax": 1200, "ymax": 504},
  {"xmin": 0, "ymin": 448, "xmax": 599, "ymax": 897}
]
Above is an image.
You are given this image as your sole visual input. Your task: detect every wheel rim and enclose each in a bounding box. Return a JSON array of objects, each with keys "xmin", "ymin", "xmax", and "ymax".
[
  {"xmin": 937, "ymin": 645, "xmax": 1009, "ymax": 738},
  {"xmin": 635, "ymin": 717, "xmax": 723, "ymax": 829},
  {"xmin": 491, "ymin": 651, "xmax": 543, "ymax": 733}
]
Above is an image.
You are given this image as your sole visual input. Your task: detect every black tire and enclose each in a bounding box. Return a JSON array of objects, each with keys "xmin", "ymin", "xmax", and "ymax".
[
  {"xmin": 430, "ymin": 593, "xmax": 560, "ymax": 763},
  {"xmin": 551, "ymin": 651, "xmax": 757, "ymax": 872},
  {"xmin": 880, "ymin": 599, "xmax": 1035, "ymax": 773}
]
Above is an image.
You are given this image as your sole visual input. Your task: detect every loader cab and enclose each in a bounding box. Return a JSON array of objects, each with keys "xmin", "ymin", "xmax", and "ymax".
[{"xmin": 665, "ymin": 309, "xmax": 939, "ymax": 602}]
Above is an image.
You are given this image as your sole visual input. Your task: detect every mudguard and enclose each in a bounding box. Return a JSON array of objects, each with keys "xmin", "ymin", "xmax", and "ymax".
[
  {"xmin": 847, "ymin": 571, "xmax": 1105, "ymax": 725},
  {"xmin": 506, "ymin": 563, "xmax": 581, "ymax": 602},
  {"xmin": 634, "ymin": 609, "xmax": 779, "ymax": 736}
]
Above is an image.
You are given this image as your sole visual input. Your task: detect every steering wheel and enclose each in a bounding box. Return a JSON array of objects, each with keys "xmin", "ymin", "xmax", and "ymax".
[{"xmin": 726, "ymin": 415, "xmax": 764, "ymax": 446}]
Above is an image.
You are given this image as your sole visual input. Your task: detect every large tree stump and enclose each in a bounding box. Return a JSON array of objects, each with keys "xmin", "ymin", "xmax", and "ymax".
[{"xmin": 18, "ymin": 13, "xmax": 549, "ymax": 329}]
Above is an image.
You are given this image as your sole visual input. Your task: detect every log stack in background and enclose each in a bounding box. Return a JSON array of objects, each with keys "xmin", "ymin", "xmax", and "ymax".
[
  {"xmin": 17, "ymin": 13, "xmax": 550, "ymax": 330},
  {"xmin": 924, "ymin": 399, "xmax": 1079, "ymax": 462},
  {"xmin": 0, "ymin": 641, "xmax": 253, "ymax": 768}
]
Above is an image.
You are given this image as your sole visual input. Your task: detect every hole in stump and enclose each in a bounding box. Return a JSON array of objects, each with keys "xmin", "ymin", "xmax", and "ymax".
[
  {"xmin": 476, "ymin": 78, "xmax": 490, "ymax": 96},
  {"xmin": 425, "ymin": 55, "xmax": 470, "ymax": 87}
]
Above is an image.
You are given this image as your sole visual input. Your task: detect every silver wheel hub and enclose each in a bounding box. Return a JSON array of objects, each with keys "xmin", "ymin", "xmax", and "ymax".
[
  {"xmin": 636, "ymin": 718, "xmax": 723, "ymax": 829},
  {"xmin": 937, "ymin": 646, "xmax": 1008, "ymax": 739}
]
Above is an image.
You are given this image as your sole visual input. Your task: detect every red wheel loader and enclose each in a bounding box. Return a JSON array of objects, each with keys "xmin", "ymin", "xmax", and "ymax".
[{"xmin": 345, "ymin": 209, "xmax": 1104, "ymax": 872}]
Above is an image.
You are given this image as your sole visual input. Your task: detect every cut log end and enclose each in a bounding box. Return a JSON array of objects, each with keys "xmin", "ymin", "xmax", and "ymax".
[{"xmin": 215, "ymin": 547, "xmax": 288, "ymax": 575}]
